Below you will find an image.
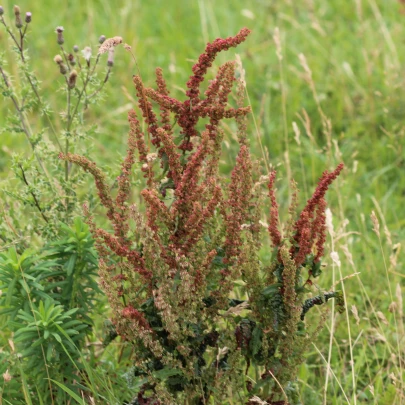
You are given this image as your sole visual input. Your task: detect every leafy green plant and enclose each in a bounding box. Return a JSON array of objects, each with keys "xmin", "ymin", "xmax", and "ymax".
[
  {"xmin": 0, "ymin": 248, "xmax": 53, "ymax": 323},
  {"xmin": 12, "ymin": 299, "xmax": 83, "ymax": 402},
  {"xmin": 0, "ymin": 218, "xmax": 109, "ymax": 403},
  {"xmin": 44, "ymin": 217, "xmax": 100, "ymax": 325}
]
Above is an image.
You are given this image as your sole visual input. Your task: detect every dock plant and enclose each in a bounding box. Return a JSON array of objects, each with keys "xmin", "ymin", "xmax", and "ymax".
[{"xmin": 60, "ymin": 28, "xmax": 345, "ymax": 404}]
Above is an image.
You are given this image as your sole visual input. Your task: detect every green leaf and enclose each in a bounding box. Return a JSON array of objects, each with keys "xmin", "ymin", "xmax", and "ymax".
[
  {"xmin": 250, "ymin": 325, "xmax": 263, "ymax": 357},
  {"xmin": 5, "ymin": 277, "xmax": 17, "ymax": 306},
  {"xmin": 46, "ymin": 343, "xmax": 53, "ymax": 361},
  {"xmin": 64, "ymin": 308, "xmax": 79, "ymax": 317},
  {"xmin": 65, "ymin": 254, "xmax": 77, "ymax": 276},
  {"xmin": 49, "ymin": 379, "xmax": 86, "ymax": 404},
  {"xmin": 64, "ymin": 329, "xmax": 80, "ymax": 336},
  {"xmin": 152, "ymin": 367, "xmax": 183, "ymax": 380},
  {"xmin": 13, "ymin": 331, "xmax": 38, "ymax": 343},
  {"xmin": 19, "ymin": 278, "xmax": 30, "ymax": 294},
  {"xmin": 262, "ymin": 283, "xmax": 282, "ymax": 297}
]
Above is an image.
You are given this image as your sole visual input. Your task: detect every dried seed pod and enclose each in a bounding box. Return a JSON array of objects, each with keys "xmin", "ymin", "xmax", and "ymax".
[{"xmin": 98, "ymin": 36, "xmax": 123, "ymax": 54}]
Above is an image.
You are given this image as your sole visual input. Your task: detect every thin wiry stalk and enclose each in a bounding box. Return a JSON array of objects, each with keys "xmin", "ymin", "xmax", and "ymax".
[
  {"xmin": 18, "ymin": 164, "xmax": 49, "ymax": 223},
  {"xmin": 1, "ymin": 14, "xmax": 62, "ymax": 150}
]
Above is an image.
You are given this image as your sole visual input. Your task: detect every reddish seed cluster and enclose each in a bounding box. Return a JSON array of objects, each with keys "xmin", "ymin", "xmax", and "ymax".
[
  {"xmin": 60, "ymin": 28, "xmax": 258, "ymax": 341},
  {"xmin": 313, "ymin": 197, "xmax": 327, "ymax": 262},
  {"xmin": 268, "ymin": 170, "xmax": 282, "ymax": 247},
  {"xmin": 181, "ymin": 182, "xmax": 221, "ymax": 255},
  {"xmin": 133, "ymin": 75, "xmax": 161, "ymax": 148},
  {"xmin": 155, "ymin": 127, "xmax": 183, "ymax": 186},
  {"xmin": 58, "ymin": 29, "xmax": 346, "ymax": 401},
  {"xmin": 186, "ymin": 28, "xmax": 251, "ymax": 102},
  {"xmin": 223, "ymin": 145, "xmax": 253, "ymax": 266},
  {"xmin": 293, "ymin": 163, "xmax": 344, "ymax": 265},
  {"xmin": 122, "ymin": 305, "xmax": 152, "ymax": 331},
  {"xmin": 267, "ymin": 163, "xmax": 344, "ymax": 269},
  {"xmin": 155, "ymin": 67, "xmax": 173, "ymax": 134},
  {"xmin": 133, "ymin": 29, "xmax": 252, "ymax": 152},
  {"xmin": 58, "ymin": 152, "xmax": 115, "ymax": 220}
]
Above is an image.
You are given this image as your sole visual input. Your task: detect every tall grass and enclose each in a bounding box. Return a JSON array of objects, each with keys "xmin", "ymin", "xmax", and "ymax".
[{"xmin": 1, "ymin": 0, "xmax": 404, "ymax": 404}]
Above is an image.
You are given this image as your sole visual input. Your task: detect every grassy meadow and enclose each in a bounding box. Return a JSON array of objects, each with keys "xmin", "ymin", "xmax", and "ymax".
[{"xmin": 0, "ymin": 0, "xmax": 404, "ymax": 404}]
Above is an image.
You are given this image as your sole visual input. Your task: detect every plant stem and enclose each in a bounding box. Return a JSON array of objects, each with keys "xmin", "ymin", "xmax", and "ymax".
[
  {"xmin": 0, "ymin": 64, "xmax": 48, "ymax": 175},
  {"xmin": 87, "ymin": 66, "xmax": 111, "ymax": 100},
  {"xmin": 18, "ymin": 164, "xmax": 49, "ymax": 223},
  {"xmin": 66, "ymin": 86, "xmax": 72, "ymax": 181},
  {"xmin": 1, "ymin": 16, "xmax": 63, "ymax": 150}
]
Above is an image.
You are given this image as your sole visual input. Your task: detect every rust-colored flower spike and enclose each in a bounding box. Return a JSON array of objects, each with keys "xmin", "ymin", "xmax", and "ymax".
[
  {"xmin": 268, "ymin": 170, "xmax": 282, "ymax": 247},
  {"xmin": 293, "ymin": 162, "xmax": 344, "ymax": 266},
  {"xmin": 186, "ymin": 27, "xmax": 251, "ymax": 102},
  {"xmin": 98, "ymin": 36, "xmax": 123, "ymax": 54},
  {"xmin": 224, "ymin": 145, "xmax": 253, "ymax": 265}
]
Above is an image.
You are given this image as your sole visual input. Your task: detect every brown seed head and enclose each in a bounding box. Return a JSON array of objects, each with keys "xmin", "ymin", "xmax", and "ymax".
[{"xmin": 98, "ymin": 36, "xmax": 123, "ymax": 54}]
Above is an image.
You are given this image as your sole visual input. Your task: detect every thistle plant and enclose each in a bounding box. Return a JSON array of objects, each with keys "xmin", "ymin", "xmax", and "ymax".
[
  {"xmin": 0, "ymin": 5, "xmax": 119, "ymax": 243},
  {"xmin": 60, "ymin": 28, "xmax": 345, "ymax": 404},
  {"xmin": 0, "ymin": 7, "xmax": 124, "ymax": 402}
]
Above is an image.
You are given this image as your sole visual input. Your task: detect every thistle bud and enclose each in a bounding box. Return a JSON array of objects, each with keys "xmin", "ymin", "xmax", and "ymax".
[
  {"xmin": 0, "ymin": 6, "xmax": 4, "ymax": 16},
  {"xmin": 53, "ymin": 54, "xmax": 63, "ymax": 64},
  {"xmin": 54, "ymin": 55, "xmax": 67, "ymax": 74},
  {"xmin": 107, "ymin": 47, "xmax": 114, "ymax": 67},
  {"xmin": 25, "ymin": 11, "xmax": 31, "ymax": 23},
  {"xmin": 68, "ymin": 53, "xmax": 76, "ymax": 66},
  {"xmin": 99, "ymin": 35, "xmax": 106, "ymax": 44},
  {"xmin": 68, "ymin": 69, "xmax": 77, "ymax": 89},
  {"xmin": 59, "ymin": 63, "xmax": 68, "ymax": 75},
  {"xmin": 14, "ymin": 5, "xmax": 22, "ymax": 28},
  {"xmin": 55, "ymin": 26, "xmax": 64, "ymax": 45},
  {"xmin": 73, "ymin": 45, "xmax": 79, "ymax": 53}
]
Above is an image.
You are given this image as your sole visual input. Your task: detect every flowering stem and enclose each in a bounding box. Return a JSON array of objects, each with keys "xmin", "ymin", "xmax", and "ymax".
[
  {"xmin": 70, "ymin": 66, "xmax": 91, "ymax": 121},
  {"xmin": 0, "ymin": 16, "xmax": 23, "ymax": 58},
  {"xmin": 59, "ymin": 45, "xmax": 71, "ymax": 72},
  {"xmin": 90, "ymin": 53, "xmax": 101, "ymax": 76},
  {"xmin": 1, "ymin": 15, "xmax": 62, "ymax": 150},
  {"xmin": 19, "ymin": 25, "xmax": 28, "ymax": 54}
]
